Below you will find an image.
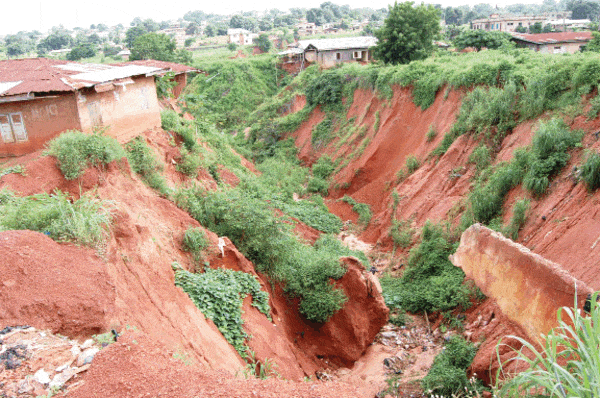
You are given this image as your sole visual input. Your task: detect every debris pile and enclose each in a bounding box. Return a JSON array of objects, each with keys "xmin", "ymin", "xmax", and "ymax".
[{"xmin": 0, "ymin": 326, "xmax": 111, "ymax": 397}]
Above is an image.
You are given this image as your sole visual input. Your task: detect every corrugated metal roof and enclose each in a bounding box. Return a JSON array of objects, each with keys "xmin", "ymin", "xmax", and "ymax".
[
  {"xmin": 278, "ymin": 48, "xmax": 304, "ymax": 56},
  {"xmin": 298, "ymin": 36, "xmax": 378, "ymax": 51},
  {"xmin": 511, "ymin": 31, "xmax": 593, "ymax": 45},
  {"xmin": 0, "ymin": 58, "xmax": 168, "ymax": 99},
  {"xmin": 116, "ymin": 60, "xmax": 199, "ymax": 74}
]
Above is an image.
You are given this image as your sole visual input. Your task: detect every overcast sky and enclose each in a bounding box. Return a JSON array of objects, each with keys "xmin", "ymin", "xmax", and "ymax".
[{"xmin": 3, "ymin": 0, "xmax": 542, "ymax": 36}]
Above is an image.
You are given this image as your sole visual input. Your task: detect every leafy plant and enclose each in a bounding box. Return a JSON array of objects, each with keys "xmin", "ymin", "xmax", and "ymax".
[
  {"xmin": 496, "ymin": 293, "xmax": 600, "ymax": 398},
  {"xmin": 469, "ymin": 144, "xmax": 492, "ymax": 173},
  {"xmin": 125, "ymin": 136, "xmax": 170, "ymax": 197},
  {"xmin": 48, "ymin": 130, "xmax": 125, "ymax": 180},
  {"xmin": 174, "ymin": 265, "xmax": 270, "ymax": 356},
  {"xmin": 341, "ymin": 195, "xmax": 372, "ymax": 225},
  {"xmin": 405, "ymin": 155, "xmax": 420, "ymax": 174},
  {"xmin": 426, "ymin": 124, "xmax": 437, "ymax": 142},
  {"xmin": 389, "ymin": 219, "xmax": 413, "ymax": 248},
  {"xmin": 422, "ymin": 335, "xmax": 481, "ymax": 396},
  {"xmin": 176, "ymin": 147, "xmax": 202, "ymax": 177},
  {"xmin": 311, "ymin": 117, "xmax": 334, "ymax": 149},
  {"xmin": 161, "ymin": 109, "xmax": 182, "ymax": 131},
  {"xmin": 0, "ymin": 165, "xmax": 26, "ymax": 178},
  {"xmin": 306, "ymin": 70, "xmax": 343, "ymax": 106},
  {"xmin": 504, "ymin": 198, "xmax": 530, "ymax": 240},
  {"xmin": 312, "ymin": 155, "xmax": 335, "ymax": 179}
]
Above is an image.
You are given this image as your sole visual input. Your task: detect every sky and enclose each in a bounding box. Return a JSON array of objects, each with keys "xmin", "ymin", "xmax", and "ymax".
[{"xmin": 3, "ymin": 0, "xmax": 544, "ymax": 36}]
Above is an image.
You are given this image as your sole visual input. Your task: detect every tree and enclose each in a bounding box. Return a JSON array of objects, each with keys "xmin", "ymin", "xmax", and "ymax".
[
  {"xmin": 529, "ymin": 22, "xmax": 543, "ymax": 33},
  {"xmin": 130, "ymin": 33, "xmax": 176, "ymax": 61},
  {"xmin": 254, "ymin": 33, "xmax": 272, "ymax": 52},
  {"xmin": 125, "ymin": 25, "xmax": 148, "ymax": 48},
  {"xmin": 584, "ymin": 31, "xmax": 600, "ymax": 51},
  {"xmin": 567, "ymin": 0, "xmax": 600, "ymax": 20},
  {"xmin": 453, "ymin": 30, "xmax": 510, "ymax": 50},
  {"xmin": 38, "ymin": 31, "xmax": 72, "ymax": 51},
  {"xmin": 374, "ymin": 1, "xmax": 441, "ymax": 65},
  {"xmin": 67, "ymin": 43, "xmax": 96, "ymax": 60},
  {"xmin": 205, "ymin": 25, "xmax": 217, "ymax": 37}
]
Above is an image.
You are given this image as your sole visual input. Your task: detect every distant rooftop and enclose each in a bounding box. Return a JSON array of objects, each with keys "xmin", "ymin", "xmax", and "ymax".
[
  {"xmin": 511, "ymin": 31, "xmax": 593, "ymax": 44},
  {"xmin": 298, "ymin": 36, "xmax": 378, "ymax": 51}
]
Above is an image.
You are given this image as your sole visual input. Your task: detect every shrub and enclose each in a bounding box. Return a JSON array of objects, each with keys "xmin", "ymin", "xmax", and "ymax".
[
  {"xmin": 341, "ymin": 195, "xmax": 372, "ymax": 225},
  {"xmin": 405, "ymin": 155, "xmax": 420, "ymax": 174},
  {"xmin": 496, "ymin": 293, "xmax": 600, "ymax": 398},
  {"xmin": 422, "ymin": 335, "xmax": 480, "ymax": 396},
  {"xmin": 381, "ymin": 222, "xmax": 469, "ymax": 314},
  {"xmin": 471, "ymin": 162, "xmax": 524, "ymax": 224},
  {"xmin": 426, "ymin": 125, "xmax": 437, "ymax": 142},
  {"xmin": 307, "ymin": 176, "xmax": 329, "ymax": 195},
  {"xmin": 161, "ymin": 109, "xmax": 182, "ymax": 131},
  {"xmin": 174, "ymin": 266, "xmax": 270, "ymax": 355},
  {"xmin": 0, "ymin": 189, "xmax": 111, "ymax": 249},
  {"xmin": 125, "ymin": 137, "xmax": 170, "ymax": 196},
  {"xmin": 469, "ymin": 144, "xmax": 492, "ymax": 173},
  {"xmin": 182, "ymin": 227, "xmax": 209, "ymax": 262},
  {"xmin": 389, "ymin": 219, "xmax": 413, "ymax": 248},
  {"xmin": 306, "ymin": 70, "xmax": 343, "ymax": 106},
  {"xmin": 176, "ymin": 148, "xmax": 202, "ymax": 177},
  {"xmin": 523, "ymin": 118, "xmax": 582, "ymax": 196},
  {"xmin": 48, "ymin": 130, "xmax": 125, "ymax": 180},
  {"xmin": 311, "ymin": 117, "xmax": 334, "ymax": 149},
  {"xmin": 504, "ymin": 198, "xmax": 530, "ymax": 240},
  {"xmin": 581, "ymin": 151, "xmax": 600, "ymax": 191},
  {"xmin": 312, "ymin": 155, "xmax": 335, "ymax": 179}
]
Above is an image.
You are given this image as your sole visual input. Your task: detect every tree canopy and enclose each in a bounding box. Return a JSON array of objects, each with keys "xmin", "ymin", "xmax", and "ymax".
[
  {"xmin": 374, "ymin": 1, "xmax": 441, "ymax": 65},
  {"xmin": 130, "ymin": 32, "xmax": 191, "ymax": 64},
  {"xmin": 453, "ymin": 30, "xmax": 511, "ymax": 51}
]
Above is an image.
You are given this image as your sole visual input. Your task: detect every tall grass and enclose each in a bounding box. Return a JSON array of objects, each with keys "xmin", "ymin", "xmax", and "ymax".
[
  {"xmin": 496, "ymin": 293, "xmax": 600, "ymax": 398},
  {"xmin": 0, "ymin": 189, "xmax": 112, "ymax": 248},
  {"xmin": 581, "ymin": 151, "xmax": 600, "ymax": 191}
]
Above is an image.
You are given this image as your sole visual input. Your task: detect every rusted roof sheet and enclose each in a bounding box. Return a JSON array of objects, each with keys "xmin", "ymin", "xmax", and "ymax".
[
  {"xmin": 510, "ymin": 31, "xmax": 593, "ymax": 45},
  {"xmin": 0, "ymin": 58, "xmax": 166, "ymax": 99},
  {"xmin": 117, "ymin": 60, "xmax": 199, "ymax": 74}
]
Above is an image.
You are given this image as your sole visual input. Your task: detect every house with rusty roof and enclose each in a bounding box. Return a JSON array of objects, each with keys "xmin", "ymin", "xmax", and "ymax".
[
  {"xmin": 297, "ymin": 36, "xmax": 378, "ymax": 68},
  {"xmin": 510, "ymin": 31, "xmax": 593, "ymax": 54},
  {"xmin": 115, "ymin": 60, "xmax": 199, "ymax": 99},
  {"xmin": 0, "ymin": 58, "xmax": 194, "ymax": 157}
]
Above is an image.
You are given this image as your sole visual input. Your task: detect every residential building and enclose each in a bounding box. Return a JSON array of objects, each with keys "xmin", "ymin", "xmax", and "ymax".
[
  {"xmin": 297, "ymin": 36, "xmax": 378, "ymax": 68},
  {"xmin": 227, "ymin": 29, "xmax": 258, "ymax": 45},
  {"xmin": 118, "ymin": 60, "xmax": 199, "ymax": 98},
  {"xmin": 296, "ymin": 22, "xmax": 318, "ymax": 36},
  {"xmin": 0, "ymin": 58, "xmax": 168, "ymax": 156},
  {"xmin": 472, "ymin": 14, "xmax": 548, "ymax": 32},
  {"xmin": 510, "ymin": 31, "xmax": 593, "ymax": 53},
  {"xmin": 545, "ymin": 19, "xmax": 591, "ymax": 31}
]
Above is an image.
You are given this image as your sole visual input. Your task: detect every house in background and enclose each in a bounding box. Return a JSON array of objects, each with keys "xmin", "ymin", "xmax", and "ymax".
[
  {"xmin": 297, "ymin": 36, "xmax": 378, "ymax": 68},
  {"xmin": 510, "ymin": 31, "xmax": 592, "ymax": 54},
  {"xmin": 0, "ymin": 58, "xmax": 169, "ymax": 157},
  {"xmin": 227, "ymin": 29, "xmax": 258, "ymax": 45}
]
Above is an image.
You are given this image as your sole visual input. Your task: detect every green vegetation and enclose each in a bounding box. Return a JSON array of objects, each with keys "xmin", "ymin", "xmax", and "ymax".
[
  {"xmin": 305, "ymin": 70, "xmax": 343, "ymax": 107},
  {"xmin": 453, "ymin": 30, "xmax": 511, "ymax": 51},
  {"xmin": 182, "ymin": 227, "xmax": 209, "ymax": 263},
  {"xmin": 341, "ymin": 195, "xmax": 372, "ymax": 225},
  {"xmin": 422, "ymin": 335, "xmax": 481, "ymax": 396},
  {"xmin": 496, "ymin": 293, "xmax": 600, "ymax": 398},
  {"xmin": 125, "ymin": 136, "xmax": 170, "ymax": 196},
  {"xmin": 426, "ymin": 125, "xmax": 437, "ymax": 142},
  {"xmin": 176, "ymin": 148, "xmax": 202, "ymax": 178},
  {"xmin": 380, "ymin": 222, "xmax": 469, "ymax": 314},
  {"xmin": 374, "ymin": 1, "xmax": 440, "ymax": 65},
  {"xmin": 0, "ymin": 189, "xmax": 111, "ymax": 249},
  {"xmin": 469, "ymin": 143, "xmax": 492, "ymax": 173},
  {"xmin": 405, "ymin": 155, "xmax": 420, "ymax": 174},
  {"xmin": 0, "ymin": 165, "xmax": 26, "ymax": 178},
  {"xmin": 311, "ymin": 117, "xmax": 334, "ymax": 149},
  {"xmin": 504, "ymin": 199, "xmax": 530, "ymax": 241},
  {"xmin": 389, "ymin": 219, "xmax": 414, "ymax": 248},
  {"xmin": 48, "ymin": 130, "xmax": 125, "ymax": 180},
  {"xmin": 581, "ymin": 151, "xmax": 600, "ymax": 191},
  {"xmin": 174, "ymin": 265, "xmax": 270, "ymax": 355}
]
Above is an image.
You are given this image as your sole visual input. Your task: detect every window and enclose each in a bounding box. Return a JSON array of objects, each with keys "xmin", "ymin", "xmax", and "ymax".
[
  {"xmin": 0, "ymin": 112, "xmax": 28, "ymax": 143},
  {"xmin": 353, "ymin": 51, "xmax": 363, "ymax": 59},
  {"xmin": 336, "ymin": 52, "xmax": 341, "ymax": 60}
]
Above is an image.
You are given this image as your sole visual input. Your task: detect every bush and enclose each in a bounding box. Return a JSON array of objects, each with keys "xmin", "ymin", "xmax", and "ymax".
[
  {"xmin": 422, "ymin": 335, "xmax": 480, "ymax": 396},
  {"xmin": 306, "ymin": 70, "xmax": 343, "ymax": 106},
  {"xmin": 381, "ymin": 222, "xmax": 469, "ymax": 314},
  {"xmin": 523, "ymin": 118, "xmax": 582, "ymax": 196},
  {"xmin": 311, "ymin": 117, "xmax": 334, "ymax": 149},
  {"xmin": 426, "ymin": 125, "xmax": 437, "ymax": 142},
  {"xmin": 176, "ymin": 148, "xmax": 202, "ymax": 177},
  {"xmin": 496, "ymin": 293, "xmax": 600, "ymax": 398},
  {"xmin": 469, "ymin": 144, "xmax": 492, "ymax": 173},
  {"xmin": 471, "ymin": 162, "xmax": 524, "ymax": 224},
  {"xmin": 125, "ymin": 137, "xmax": 170, "ymax": 196},
  {"xmin": 161, "ymin": 109, "xmax": 182, "ymax": 131},
  {"xmin": 182, "ymin": 227, "xmax": 209, "ymax": 262},
  {"xmin": 405, "ymin": 155, "xmax": 420, "ymax": 174},
  {"xmin": 581, "ymin": 151, "xmax": 600, "ymax": 191},
  {"xmin": 0, "ymin": 189, "xmax": 111, "ymax": 249},
  {"xmin": 341, "ymin": 195, "xmax": 372, "ymax": 225},
  {"xmin": 307, "ymin": 176, "xmax": 329, "ymax": 195},
  {"xmin": 504, "ymin": 198, "xmax": 530, "ymax": 240},
  {"xmin": 312, "ymin": 155, "xmax": 335, "ymax": 179},
  {"xmin": 48, "ymin": 130, "xmax": 125, "ymax": 180},
  {"xmin": 389, "ymin": 219, "xmax": 413, "ymax": 248}
]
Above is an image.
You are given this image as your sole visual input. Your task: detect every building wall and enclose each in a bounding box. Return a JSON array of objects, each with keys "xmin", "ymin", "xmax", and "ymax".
[
  {"xmin": 172, "ymin": 73, "xmax": 187, "ymax": 99},
  {"xmin": 317, "ymin": 48, "xmax": 371, "ymax": 68},
  {"xmin": 76, "ymin": 75, "xmax": 161, "ymax": 144},
  {"xmin": 537, "ymin": 41, "xmax": 586, "ymax": 54},
  {"xmin": 0, "ymin": 94, "xmax": 81, "ymax": 157}
]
